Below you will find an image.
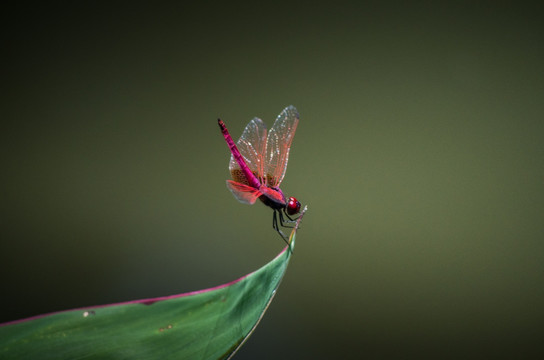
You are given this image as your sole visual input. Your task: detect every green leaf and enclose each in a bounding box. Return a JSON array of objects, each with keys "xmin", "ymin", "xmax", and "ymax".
[{"xmin": 0, "ymin": 207, "xmax": 307, "ymax": 360}]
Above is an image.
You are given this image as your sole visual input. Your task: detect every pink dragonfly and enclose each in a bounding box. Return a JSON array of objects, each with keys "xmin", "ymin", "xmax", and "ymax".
[{"xmin": 218, "ymin": 105, "xmax": 302, "ymax": 243}]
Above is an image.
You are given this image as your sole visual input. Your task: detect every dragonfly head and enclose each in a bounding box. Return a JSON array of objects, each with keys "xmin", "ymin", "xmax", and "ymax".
[{"xmin": 286, "ymin": 197, "xmax": 301, "ymax": 216}]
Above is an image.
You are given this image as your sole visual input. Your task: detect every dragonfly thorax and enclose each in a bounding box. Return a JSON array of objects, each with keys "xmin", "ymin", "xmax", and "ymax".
[
  {"xmin": 258, "ymin": 187, "xmax": 301, "ymax": 216},
  {"xmin": 258, "ymin": 186, "xmax": 287, "ymax": 210}
]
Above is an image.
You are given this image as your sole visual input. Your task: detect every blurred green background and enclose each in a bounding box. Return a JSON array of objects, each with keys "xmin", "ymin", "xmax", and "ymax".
[{"xmin": 2, "ymin": 2, "xmax": 543, "ymax": 358}]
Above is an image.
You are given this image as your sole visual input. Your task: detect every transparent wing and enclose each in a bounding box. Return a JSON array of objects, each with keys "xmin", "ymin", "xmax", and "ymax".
[
  {"xmin": 229, "ymin": 118, "xmax": 267, "ymax": 184},
  {"xmin": 226, "ymin": 180, "xmax": 262, "ymax": 205},
  {"xmin": 264, "ymin": 106, "xmax": 299, "ymax": 187}
]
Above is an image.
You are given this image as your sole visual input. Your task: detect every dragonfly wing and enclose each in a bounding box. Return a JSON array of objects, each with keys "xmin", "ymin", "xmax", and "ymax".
[
  {"xmin": 264, "ymin": 105, "xmax": 299, "ymax": 187},
  {"xmin": 226, "ymin": 180, "xmax": 262, "ymax": 205},
  {"xmin": 229, "ymin": 118, "xmax": 267, "ymax": 184}
]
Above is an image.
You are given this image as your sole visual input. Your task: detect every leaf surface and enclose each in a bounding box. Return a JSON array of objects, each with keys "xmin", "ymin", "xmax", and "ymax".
[{"xmin": 0, "ymin": 208, "xmax": 306, "ymax": 360}]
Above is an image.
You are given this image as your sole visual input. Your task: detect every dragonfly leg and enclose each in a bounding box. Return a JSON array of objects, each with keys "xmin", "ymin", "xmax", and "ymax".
[
  {"xmin": 273, "ymin": 210, "xmax": 291, "ymax": 246},
  {"xmin": 278, "ymin": 209, "xmax": 299, "ymax": 228},
  {"xmin": 283, "ymin": 208, "xmax": 300, "ymax": 223}
]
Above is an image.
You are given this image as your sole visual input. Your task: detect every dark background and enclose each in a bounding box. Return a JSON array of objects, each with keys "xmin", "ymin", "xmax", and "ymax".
[{"xmin": 2, "ymin": 2, "xmax": 544, "ymax": 358}]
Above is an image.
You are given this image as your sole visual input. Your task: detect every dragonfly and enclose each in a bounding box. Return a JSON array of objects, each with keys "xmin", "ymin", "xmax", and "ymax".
[{"xmin": 218, "ymin": 105, "xmax": 302, "ymax": 244}]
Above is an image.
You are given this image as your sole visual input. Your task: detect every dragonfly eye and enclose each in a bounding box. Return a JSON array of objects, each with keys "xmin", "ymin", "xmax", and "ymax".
[{"xmin": 286, "ymin": 197, "xmax": 301, "ymax": 215}]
